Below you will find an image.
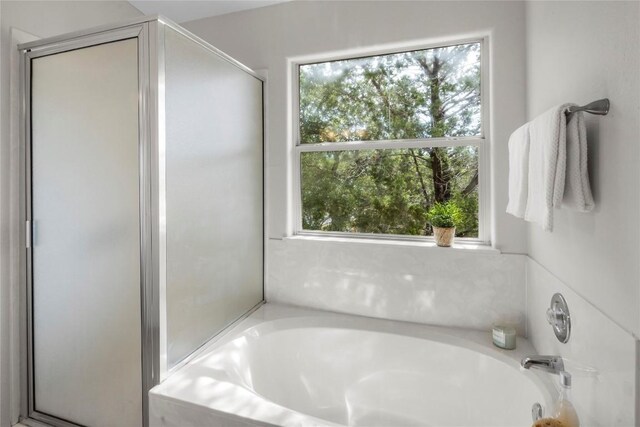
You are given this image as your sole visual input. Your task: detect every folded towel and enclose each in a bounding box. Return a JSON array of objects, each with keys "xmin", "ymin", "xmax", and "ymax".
[
  {"xmin": 524, "ymin": 104, "xmax": 572, "ymax": 231},
  {"xmin": 506, "ymin": 123, "xmax": 530, "ymax": 218},
  {"xmin": 563, "ymin": 112, "xmax": 594, "ymax": 212}
]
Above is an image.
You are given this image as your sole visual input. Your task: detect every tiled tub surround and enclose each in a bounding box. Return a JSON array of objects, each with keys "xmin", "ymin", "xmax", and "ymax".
[
  {"xmin": 267, "ymin": 237, "xmax": 527, "ymax": 335},
  {"xmin": 149, "ymin": 304, "xmax": 554, "ymax": 427},
  {"xmin": 526, "ymin": 257, "xmax": 638, "ymax": 426}
]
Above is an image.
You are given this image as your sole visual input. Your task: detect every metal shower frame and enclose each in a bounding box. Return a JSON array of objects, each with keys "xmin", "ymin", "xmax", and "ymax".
[{"xmin": 19, "ymin": 15, "xmax": 265, "ymax": 427}]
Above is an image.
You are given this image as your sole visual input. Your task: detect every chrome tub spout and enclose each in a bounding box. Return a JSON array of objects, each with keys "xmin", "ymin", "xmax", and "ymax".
[{"xmin": 521, "ymin": 355, "xmax": 565, "ymax": 374}]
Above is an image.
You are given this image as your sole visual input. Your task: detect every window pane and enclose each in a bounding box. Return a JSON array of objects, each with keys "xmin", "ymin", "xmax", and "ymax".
[
  {"xmin": 301, "ymin": 147, "xmax": 478, "ymax": 237},
  {"xmin": 299, "ymin": 42, "xmax": 481, "ymax": 144}
]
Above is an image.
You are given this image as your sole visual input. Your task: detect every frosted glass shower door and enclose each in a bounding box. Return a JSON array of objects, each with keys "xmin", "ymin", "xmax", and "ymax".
[
  {"xmin": 164, "ymin": 27, "xmax": 264, "ymax": 368},
  {"xmin": 29, "ymin": 38, "xmax": 142, "ymax": 426}
]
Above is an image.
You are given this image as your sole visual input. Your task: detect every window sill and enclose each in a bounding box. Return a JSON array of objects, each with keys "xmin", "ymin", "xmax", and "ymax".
[{"xmin": 282, "ymin": 234, "xmax": 500, "ymax": 255}]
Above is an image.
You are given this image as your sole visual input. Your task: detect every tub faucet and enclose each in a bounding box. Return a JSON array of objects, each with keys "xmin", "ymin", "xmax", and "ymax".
[{"xmin": 521, "ymin": 355, "xmax": 564, "ymax": 374}]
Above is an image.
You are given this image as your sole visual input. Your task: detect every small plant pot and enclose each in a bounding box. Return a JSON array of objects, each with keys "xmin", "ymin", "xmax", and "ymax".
[{"xmin": 433, "ymin": 226, "xmax": 455, "ymax": 247}]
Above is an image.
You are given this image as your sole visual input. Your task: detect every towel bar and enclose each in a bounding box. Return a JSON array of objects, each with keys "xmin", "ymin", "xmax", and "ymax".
[{"xmin": 566, "ymin": 98, "xmax": 610, "ymax": 115}]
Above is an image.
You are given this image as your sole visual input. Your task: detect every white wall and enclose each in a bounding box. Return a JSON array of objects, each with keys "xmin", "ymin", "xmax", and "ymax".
[
  {"xmin": 525, "ymin": 3, "xmax": 639, "ymax": 424},
  {"xmin": 0, "ymin": 3, "xmax": 143, "ymax": 425},
  {"xmin": 525, "ymin": 1, "xmax": 640, "ymax": 338},
  {"xmin": 184, "ymin": 0, "xmax": 528, "ymax": 254}
]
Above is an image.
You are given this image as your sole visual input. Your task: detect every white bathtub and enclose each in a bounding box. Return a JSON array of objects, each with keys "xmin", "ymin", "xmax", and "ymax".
[{"xmin": 150, "ymin": 304, "xmax": 554, "ymax": 427}]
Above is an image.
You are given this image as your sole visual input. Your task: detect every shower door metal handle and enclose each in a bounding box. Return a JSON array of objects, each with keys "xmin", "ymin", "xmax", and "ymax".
[{"xmin": 26, "ymin": 220, "xmax": 31, "ymax": 248}]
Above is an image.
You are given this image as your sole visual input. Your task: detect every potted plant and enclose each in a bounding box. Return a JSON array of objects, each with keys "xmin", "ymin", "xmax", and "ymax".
[{"xmin": 427, "ymin": 202, "xmax": 461, "ymax": 247}]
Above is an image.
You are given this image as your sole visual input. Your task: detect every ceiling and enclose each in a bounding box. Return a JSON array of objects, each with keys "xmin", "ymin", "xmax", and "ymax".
[{"xmin": 129, "ymin": 0, "xmax": 291, "ymax": 23}]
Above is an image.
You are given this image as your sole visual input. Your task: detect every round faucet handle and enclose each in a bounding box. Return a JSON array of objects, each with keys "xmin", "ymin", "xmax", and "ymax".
[{"xmin": 546, "ymin": 306, "xmax": 566, "ymax": 326}]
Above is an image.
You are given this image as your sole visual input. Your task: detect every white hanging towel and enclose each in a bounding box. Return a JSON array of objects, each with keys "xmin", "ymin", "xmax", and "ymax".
[
  {"xmin": 506, "ymin": 123, "xmax": 530, "ymax": 218},
  {"xmin": 523, "ymin": 103, "xmax": 572, "ymax": 232},
  {"xmin": 563, "ymin": 112, "xmax": 595, "ymax": 212}
]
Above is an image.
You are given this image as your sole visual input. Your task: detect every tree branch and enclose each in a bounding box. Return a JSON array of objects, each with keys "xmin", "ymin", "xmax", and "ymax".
[{"xmin": 461, "ymin": 170, "xmax": 478, "ymax": 196}]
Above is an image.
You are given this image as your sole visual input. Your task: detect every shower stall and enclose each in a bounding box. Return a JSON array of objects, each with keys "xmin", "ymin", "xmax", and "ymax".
[{"xmin": 20, "ymin": 16, "xmax": 264, "ymax": 427}]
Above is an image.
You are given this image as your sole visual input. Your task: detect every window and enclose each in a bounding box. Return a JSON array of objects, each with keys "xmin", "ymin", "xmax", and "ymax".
[{"xmin": 295, "ymin": 41, "xmax": 486, "ymax": 241}]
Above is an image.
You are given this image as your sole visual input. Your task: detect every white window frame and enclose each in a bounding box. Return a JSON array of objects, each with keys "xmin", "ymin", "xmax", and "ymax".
[{"xmin": 291, "ymin": 36, "xmax": 491, "ymax": 245}]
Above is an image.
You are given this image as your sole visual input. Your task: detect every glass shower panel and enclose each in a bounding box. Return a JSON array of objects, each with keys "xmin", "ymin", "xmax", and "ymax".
[
  {"xmin": 164, "ymin": 28, "xmax": 264, "ymax": 367},
  {"xmin": 30, "ymin": 39, "xmax": 142, "ymax": 426}
]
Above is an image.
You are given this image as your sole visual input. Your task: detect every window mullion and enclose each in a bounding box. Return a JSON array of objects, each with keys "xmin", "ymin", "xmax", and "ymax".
[{"xmin": 296, "ymin": 137, "xmax": 483, "ymax": 153}]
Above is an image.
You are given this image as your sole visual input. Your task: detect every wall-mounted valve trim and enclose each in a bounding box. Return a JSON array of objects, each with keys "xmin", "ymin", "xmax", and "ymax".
[{"xmin": 546, "ymin": 293, "xmax": 571, "ymax": 343}]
